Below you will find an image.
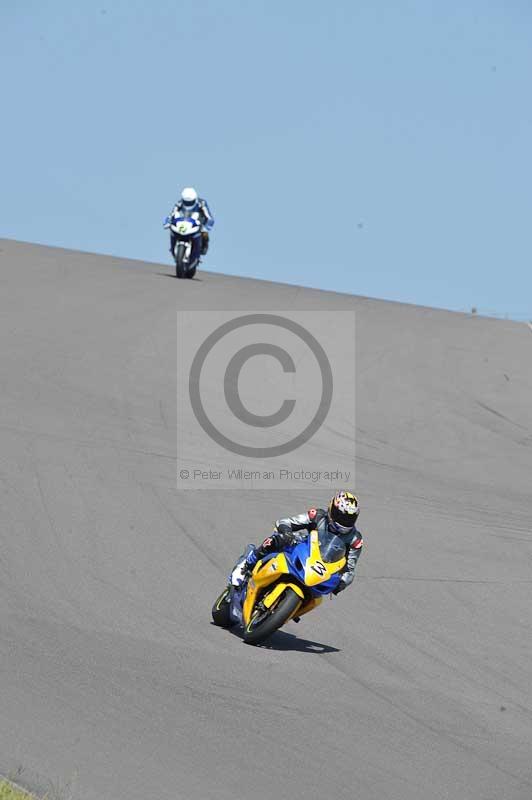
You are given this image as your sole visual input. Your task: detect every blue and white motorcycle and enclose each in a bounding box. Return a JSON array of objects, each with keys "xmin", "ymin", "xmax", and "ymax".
[{"xmin": 166, "ymin": 213, "xmax": 202, "ymax": 278}]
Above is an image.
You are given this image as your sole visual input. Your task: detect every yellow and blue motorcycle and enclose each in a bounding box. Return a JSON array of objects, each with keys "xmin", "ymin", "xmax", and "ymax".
[{"xmin": 212, "ymin": 528, "xmax": 347, "ymax": 645}]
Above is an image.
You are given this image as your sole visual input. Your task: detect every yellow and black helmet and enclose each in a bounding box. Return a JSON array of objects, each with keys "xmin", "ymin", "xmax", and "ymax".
[{"xmin": 328, "ymin": 490, "xmax": 360, "ymax": 533}]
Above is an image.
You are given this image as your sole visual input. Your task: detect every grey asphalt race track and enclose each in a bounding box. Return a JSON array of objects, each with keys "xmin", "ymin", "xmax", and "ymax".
[{"xmin": 1, "ymin": 238, "xmax": 531, "ymax": 800}]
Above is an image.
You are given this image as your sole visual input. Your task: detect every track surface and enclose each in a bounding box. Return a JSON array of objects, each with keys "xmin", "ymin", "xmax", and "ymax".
[{"xmin": 1, "ymin": 239, "xmax": 531, "ymax": 800}]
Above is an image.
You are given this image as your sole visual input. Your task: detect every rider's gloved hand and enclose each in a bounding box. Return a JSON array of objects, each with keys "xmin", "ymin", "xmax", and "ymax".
[
  {"xmin": 245, "ymin": 550, "xmax": 258, "ymax": 570},
  {"xmin": 163, "ymin": 216, "xmax": 171, "ymax": 228}
]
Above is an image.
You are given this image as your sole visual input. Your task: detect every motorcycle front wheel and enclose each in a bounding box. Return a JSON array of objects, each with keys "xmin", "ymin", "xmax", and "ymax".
[
  {"xmin": 175, "ymin": 243, "xmax": 187, "ymax": 278},
  {"xmin": 243, "ymin": 587, "xmax": 301, "ymax": 645}
]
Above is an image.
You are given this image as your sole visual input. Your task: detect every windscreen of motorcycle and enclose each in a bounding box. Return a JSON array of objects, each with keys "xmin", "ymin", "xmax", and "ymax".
[{"xmin": 317, "ymin": 529, "xmax": 347, "ymax": 563}]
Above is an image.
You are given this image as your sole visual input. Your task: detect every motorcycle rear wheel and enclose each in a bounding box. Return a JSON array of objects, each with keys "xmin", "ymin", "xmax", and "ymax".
[
  {"xmin": 243, "ymin": 587, "xmax": 301, "ymax": 645},
  {"xmin": 211, "ymin": 588, "xmax": 235, "ymax": 628}
]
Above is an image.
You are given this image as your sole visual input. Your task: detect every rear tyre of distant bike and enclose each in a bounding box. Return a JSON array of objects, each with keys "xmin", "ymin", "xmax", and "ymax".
[
  {"xmin": 211, "ymin": 588, "xmax": 235, "ymax": 628},
  {"xmin": 175, "ymin": 243, "xmax": 186, "ymax": 278},
  {"xmin": 243, "ymin": 587, "xmax": 301, "ymax": 645}
]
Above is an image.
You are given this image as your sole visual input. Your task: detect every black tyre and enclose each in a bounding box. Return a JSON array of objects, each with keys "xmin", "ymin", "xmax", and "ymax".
[
  {"xmin": 243, "ymin": 587, "xmax": 302, "ymax": 645},
  {"xmin": 175, "ymin": 243, "xmax": 186, "ymax": 278},
  {"xmin": 211, "ymin": 588, "xmax": 235, "ymax": 628}
]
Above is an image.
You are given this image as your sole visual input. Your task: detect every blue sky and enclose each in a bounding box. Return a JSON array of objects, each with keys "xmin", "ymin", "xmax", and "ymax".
[{"xmin": 1, "ymin": 1, "xmax": 531, "ymax": 317}]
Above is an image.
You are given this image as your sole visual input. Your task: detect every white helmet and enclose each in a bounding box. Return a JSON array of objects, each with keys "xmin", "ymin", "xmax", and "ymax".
[{"xmin": 181, "ymin": 187, "xmax": 198, "ymax": 212}]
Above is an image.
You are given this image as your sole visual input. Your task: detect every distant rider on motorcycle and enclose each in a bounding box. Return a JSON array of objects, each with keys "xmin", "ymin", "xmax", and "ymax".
[
  {"xmin": 230, "ymin": 491, "xmax": 364, "ymax": 596},
  {"xmin": 164, "ymin": 187, "xmax": 214, "ymax": 259}
]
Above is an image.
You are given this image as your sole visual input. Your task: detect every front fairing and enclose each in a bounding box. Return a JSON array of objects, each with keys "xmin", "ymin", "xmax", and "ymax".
[
  {"xmin": 287, "ymin": 537, "xmax": 343, "ymax": 595},
  {"xmin": 232, "ymin": 531, "xmax": 346, "ymax": 628},
  {"xmin": 170, "ymin": 215, "xmax": 202, "ymax": 238},
  {"xmin": 254, "ymin": 530, "xmax": 346, "ymax": 599}
]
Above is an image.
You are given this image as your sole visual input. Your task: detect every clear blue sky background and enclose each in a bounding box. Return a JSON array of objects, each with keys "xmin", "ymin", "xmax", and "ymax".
[{"xmin": 1, "ymin": 1, "xmax": 531, "ymax": 316}]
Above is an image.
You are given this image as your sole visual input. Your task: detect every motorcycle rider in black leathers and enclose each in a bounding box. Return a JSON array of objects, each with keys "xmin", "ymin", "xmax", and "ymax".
[{"xmin": 230, "ymin": 491, "xmax": 363, "ymax": 595}]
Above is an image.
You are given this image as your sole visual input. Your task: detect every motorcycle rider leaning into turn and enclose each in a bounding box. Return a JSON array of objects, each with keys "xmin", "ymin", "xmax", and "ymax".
[
  {"xmin": 230, "ymin": 491, "xmax": 364, "ymax": 597},
  {"xmin": 164, "ymin": 186, "xmax": 214, "ymax": 259}
]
